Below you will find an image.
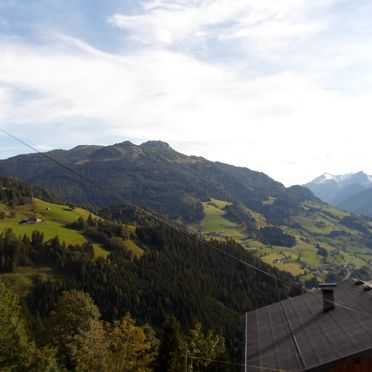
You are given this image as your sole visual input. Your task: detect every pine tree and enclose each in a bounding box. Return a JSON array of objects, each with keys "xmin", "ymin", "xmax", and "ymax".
[
  {"xmin": 156, "ymin": 315, "xmax": 184, "ymax": 372},
  {"xmin": 0, "ymin": 282, "xmax": 33, "ymax": 370}
]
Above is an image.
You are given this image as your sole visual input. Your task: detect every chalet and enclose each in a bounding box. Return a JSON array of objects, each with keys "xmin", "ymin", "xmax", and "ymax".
[
  {"xmin": 245, "ymin": 279, "xmax": 372, "ymax": 371},
  {"xmin": 20, "ymin": 216, "xmax": 42, "ymax": 224}
]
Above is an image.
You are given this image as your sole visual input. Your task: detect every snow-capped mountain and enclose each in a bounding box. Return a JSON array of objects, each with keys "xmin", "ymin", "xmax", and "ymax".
[{"xmin": 304, "ymin": 171, "xmax": 372, "ymax": 206}]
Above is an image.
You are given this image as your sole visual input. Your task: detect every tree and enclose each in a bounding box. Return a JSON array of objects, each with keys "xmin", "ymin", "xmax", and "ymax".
[
  {"xmin": 29, "ymin": 346, "xmax": 60, "ymax": 372},
  {"xmin": 185, "ymin": 322, "xmax": 226, "ymax": 372},
  {"xmin": 105, "ymin": 313, "xmax": 158, "ymax": 372},
  {"xmin": 156, "ymin": 315, "xmax": 184, "ymax": 372},
  {"xmin": 74, "ymin": 320, "xmax": 108, "ymax": 372},
  {"xmin": 157, "ymin": 317, "xmax": 229, "ymax": 372},
  {"xmin": 47, "ymin": 290, "xmax": 106, "ymax": 371},
  {"xmin": 0, "ymin": 282, "xmax": 33, "ymax": 370}
]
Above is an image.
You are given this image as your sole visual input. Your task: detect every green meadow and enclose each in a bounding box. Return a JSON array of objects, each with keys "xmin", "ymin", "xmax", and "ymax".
[
  {"xmin": 197, "ymin": 198, "xmax": 372, "ymax": 280},
  {"xmin": 0, "ymin": 198, "xmax": 108, "ymax": 258},
  {"xmin": 201, "ymin": 198, "xmax": 245, "ymax": 239}
]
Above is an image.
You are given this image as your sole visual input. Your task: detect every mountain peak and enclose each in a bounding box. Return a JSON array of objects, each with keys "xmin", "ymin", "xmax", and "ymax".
[
  {"xmin": 70, "ymin": 145, "xmax": 104, "ymax": 152},
  {"xmin": 88, "ymin": 141, "xmax": 143, "ymax": 161},
  {"xmin": 309, "ymin": 171, "xmax": 372, "ymax": 186},
  {"xmin": 140, "ymin": 141, "xmax": 172, "ymax": 150},
  {"xmin": 305, "ymin": 171, "xmax": 372, "ymax": 207},
  {"xmin": 322, "ymin": 172, "xmax": 335, "ymax": 180},
  {"xmin": 310, "ymin": 172, "xmax": 337, "ymax": 184},
  {"xmin": 114, "ymin": 141, "xmax": 135, "ymax": 147}
]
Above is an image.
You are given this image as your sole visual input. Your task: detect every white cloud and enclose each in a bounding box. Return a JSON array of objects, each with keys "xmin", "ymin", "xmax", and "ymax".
[
  {"xmin": 2, "ymin": 1, "xmax": 372, "ymax": 186},
  {"xmin": 2, "ymin": 35, "xmax": 372, "ymax": 186},
  {"xmin": 109, "ymin": 0, "xmax": 332, "ymax": 50}
]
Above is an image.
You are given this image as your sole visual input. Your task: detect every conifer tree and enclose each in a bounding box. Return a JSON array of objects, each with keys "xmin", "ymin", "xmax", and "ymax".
[
  {"xmin": 0, "ymin": 282, "xmax": 33, "ymax": 370},
  {"xmin": 156, "ymin": 315, "xmax": 184, "ymax": 372}
]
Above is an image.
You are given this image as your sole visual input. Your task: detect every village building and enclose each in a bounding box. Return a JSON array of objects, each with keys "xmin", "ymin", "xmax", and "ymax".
[
  {"xmin": 20, "ymin": 216, "xmax": 43, "ymax": 224},
  {"xmin": 245, "ymin": 279, "xmax": 372, "ymax": 371}
]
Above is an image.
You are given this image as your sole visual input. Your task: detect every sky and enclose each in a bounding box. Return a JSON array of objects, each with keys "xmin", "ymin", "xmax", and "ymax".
[{"xmin": 1, "ymin": 0, "xmax": 372, "ymax": 186}]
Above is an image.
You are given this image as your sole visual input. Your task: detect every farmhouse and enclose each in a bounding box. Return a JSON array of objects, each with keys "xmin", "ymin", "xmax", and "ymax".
[
  {"xmin": 245, "ymin": 279, "xmax": 372, "ymax": 371},
  {"xmin": 20, "ymin": 216, "xmax": 43, "ymax": 224}
]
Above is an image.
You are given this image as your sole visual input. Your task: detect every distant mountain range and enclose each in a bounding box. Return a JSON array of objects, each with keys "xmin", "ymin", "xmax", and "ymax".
[{"xmin": 305, "ymin": 171, "xmax": 372, "ymax": 216}]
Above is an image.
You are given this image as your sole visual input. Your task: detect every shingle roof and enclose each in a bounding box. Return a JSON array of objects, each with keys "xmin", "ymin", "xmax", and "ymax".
[{"xmin": 245, "ymin": 279, "xmax": 372, "ymax": 371}]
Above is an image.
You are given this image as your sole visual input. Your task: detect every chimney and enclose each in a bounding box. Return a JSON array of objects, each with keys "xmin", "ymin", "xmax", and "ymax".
[{"xmin": 318, "ymin": 283, "xmax": 337, "ymax": 312}]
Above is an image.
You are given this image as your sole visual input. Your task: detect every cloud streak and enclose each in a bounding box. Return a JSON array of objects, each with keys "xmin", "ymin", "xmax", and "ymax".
[{"xmin": 109, "ymin": 0, "xmax": 332, "ymax": 51}]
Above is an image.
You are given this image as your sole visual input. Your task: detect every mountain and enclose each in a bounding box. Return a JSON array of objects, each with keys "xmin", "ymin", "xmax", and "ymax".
[
  {"xmin": 338, "ymin": 187, "xmax": 372, "ymax": 217},
  {"xmin": 304, "ymin": 171, "xmax": 372, "ymax": 207},
  {"xmin": 2, "ymin": 143, "xmax": 372, "ymax": 282},
  {"xmin": 0, "ymin": 140, "xmax": 317, "ymax": 225}
]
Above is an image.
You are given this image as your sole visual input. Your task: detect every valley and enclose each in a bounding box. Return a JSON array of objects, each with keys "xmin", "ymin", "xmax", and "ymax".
[{"xmin": 198, "ymin": 197, "xmax": 372, "ymax": 282}]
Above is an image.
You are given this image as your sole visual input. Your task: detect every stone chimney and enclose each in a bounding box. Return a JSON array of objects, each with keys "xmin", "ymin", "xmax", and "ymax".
[{"xmin": 318, "ymin": 283, "xmax": 337, "ymax": 312}]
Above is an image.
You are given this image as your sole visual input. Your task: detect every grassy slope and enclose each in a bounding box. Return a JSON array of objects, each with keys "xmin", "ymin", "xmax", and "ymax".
[
  {"xmin": 0, "ymin": 198, "xmax": 108, "ymax": 258},
  {"xmin": 0, "ymin": 198, "xmax": 147, "ymax": 295},
  {"xmin": 199, "ymin": 198, "xmax": 372, "ymax": 280},
  {"xmin": 123, "ymin": 240, "xmax": 144, "ymax": 257},
  {"xmin": 0, "ymin": 198, "xmax": 143, "ymax": 260},
  {"xmin": 201, "ymin": 198, "xmax": 245, "ymax": 239}
]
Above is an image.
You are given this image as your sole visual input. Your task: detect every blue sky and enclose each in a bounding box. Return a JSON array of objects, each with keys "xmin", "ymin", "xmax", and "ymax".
[{"xmin": 1, "ymin": 0, "xmax": 372, "ymax": 185}]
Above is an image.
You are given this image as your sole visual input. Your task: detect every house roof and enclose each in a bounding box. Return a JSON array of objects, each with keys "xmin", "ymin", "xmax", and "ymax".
[{"xmin": 245, "ymin": 279, "xmax": 372, "ymax": 371}]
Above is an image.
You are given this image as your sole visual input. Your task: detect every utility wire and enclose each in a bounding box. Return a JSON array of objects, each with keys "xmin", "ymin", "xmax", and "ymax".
[
  {"xmin": 188, "ymin": 355, "xmax": 290, "ymax": 371},
  {"xmin": 0, "ymin": 127, "xmax": 300, "ymax": 291},
  {"xmin": 1, "ymin": 128, "xmax": 361, "ymax": 316},
  {"xmin": 1, "ymin": 128, "xmax": 364, "ymax": 372},
  {"xmin": 0, "ymin": 128, "xmax": 166, "ymax": 224}
]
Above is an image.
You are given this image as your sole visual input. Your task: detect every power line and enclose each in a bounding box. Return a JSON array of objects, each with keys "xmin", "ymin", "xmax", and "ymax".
[
  {"xmin": 0, "ymin": 128, "xmax": 170, "ymax": 226},
  {"xmin": 1, "ymin": 128, "xmax": 362, "ymax": 316},
  {"xmin": 1, "ymin": 128, "xmax": 364, "ymax": 372},
  {"xmin": 0, "ymin": 127, "xmax": 301, "ymax": 292},
  {"xmin": 188, "ymin": 355, "xmax": 290, "ymax": 371}
]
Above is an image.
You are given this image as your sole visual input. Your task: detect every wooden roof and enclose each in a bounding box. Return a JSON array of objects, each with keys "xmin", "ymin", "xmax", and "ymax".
[{"xmin": 245, "ymin": 279, "xmax": 372, "ymax": 371}]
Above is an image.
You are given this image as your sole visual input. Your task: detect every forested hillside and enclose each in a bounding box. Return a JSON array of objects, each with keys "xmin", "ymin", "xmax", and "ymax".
[{"xmin": 0, "ymin": 177, "xmax": 298, "ymax": 370}]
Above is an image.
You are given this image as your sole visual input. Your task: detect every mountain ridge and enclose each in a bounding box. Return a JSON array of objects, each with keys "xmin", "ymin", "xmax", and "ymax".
[
  {"xmin": 305, "ymin": 171, "xmax": 372, "ymax": 209},
  {"xmin": 0, "ymin": 140, "xmax": 315, "ymax": 226},
  {"xmin": 2, "ymin": 142, "xmax": 372, "ymax": 282}
]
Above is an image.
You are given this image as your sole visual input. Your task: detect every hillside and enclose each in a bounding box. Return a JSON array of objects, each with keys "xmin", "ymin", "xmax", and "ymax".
[
  {"xmin": 197, "ymin": 196, "xmax": 372, "ymax": 282},
  {"xmin": 0, "ymin": 178, "xmax": 109, "ymax": 258},
  {"xmin": 1, "ymin": 144, "xmax": 372, "ymax": 281},
  {"xmin": 0, "ymin": 177, "xmax": 298, "ymax": 362},
  {"xmin": 338, "ymin": 187, "xmax": 372, "ymax": 217}
]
